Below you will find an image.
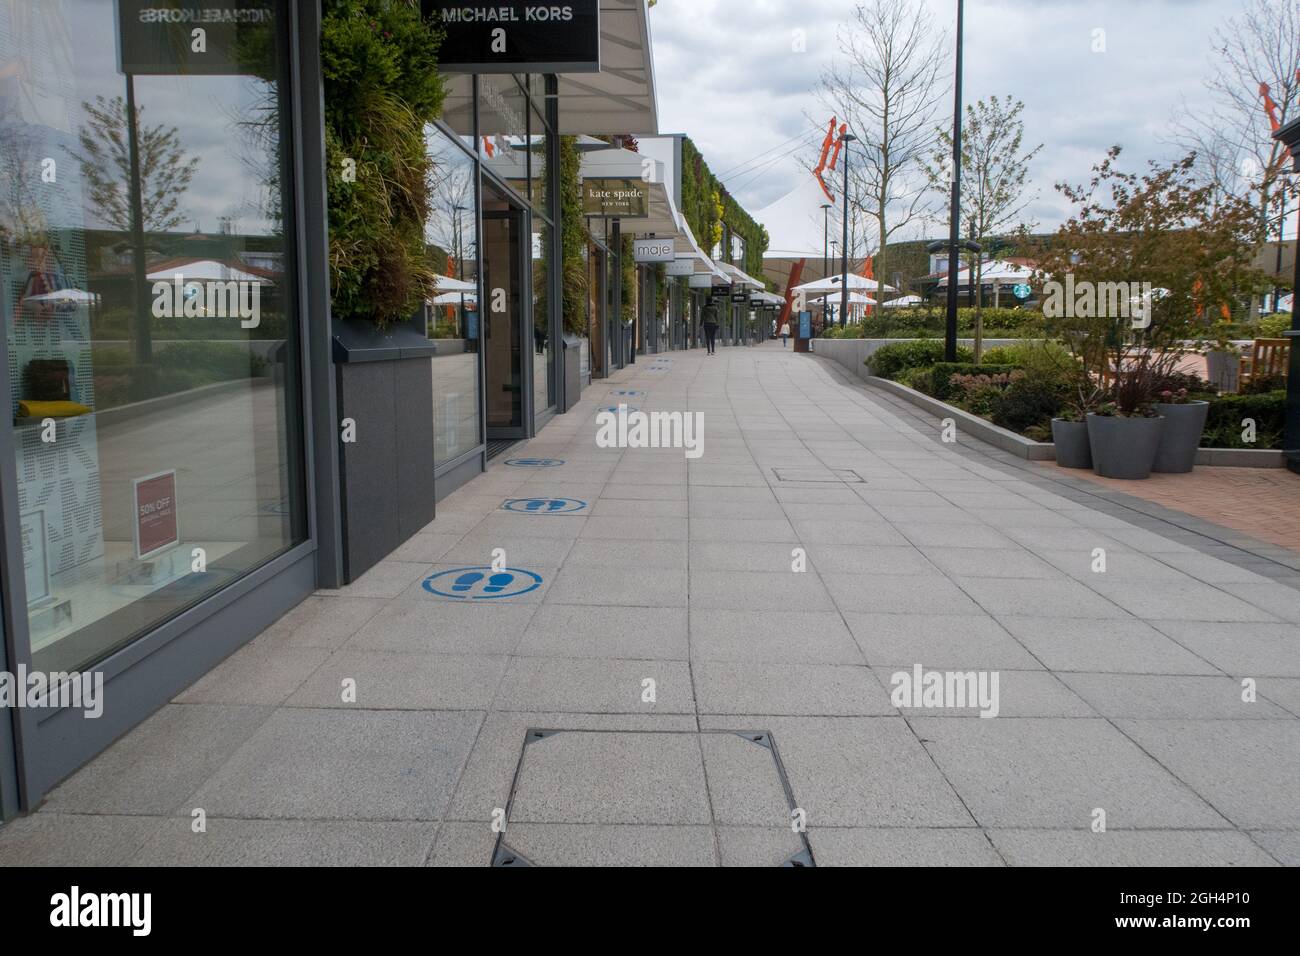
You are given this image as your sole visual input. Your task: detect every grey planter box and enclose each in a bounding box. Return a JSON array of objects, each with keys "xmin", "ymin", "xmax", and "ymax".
[
  {"xmin": 334, "ymin": 316, "xmax": 438, "ymax": 583},
  {"xmin": 1051, "ymin": 419, "xmax": 1092, "ymax": 469},
  {"xmin": 1087, "ymin": 413, "xmax": 1165, "ymax": 479},
  {"xmin": 1152, "ymin": 400, "xmax": 1209, "ymax": 474}
]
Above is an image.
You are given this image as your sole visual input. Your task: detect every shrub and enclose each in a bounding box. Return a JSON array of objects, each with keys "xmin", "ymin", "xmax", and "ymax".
[
  {"xmin": 897, "ymin": 365, "xmax": 935, "ymax": 393},
  {"xmin": 990, "ymin": 377, "xmax": 1067, "ymax": 433},
  {"xmin": 979, "ymin": 340, "xmax": 1078, "ymax": 385},
  {"xmin": 867, "ymin": 340, "xmax": 971, "ymax": 379},
  {"xmin": 1256, "ymin": 313, "xmax": 1292, "ymax": 338},
  {"xmin": 927, "ymin": 362, "xmax": 1018, "ymax": 401},
  {"xmin": 1241, "ymin": 373, "xmax": 1287, "ymax": 395},
  {"xmin": 1201, "ymin": 391, "xmax": 1285, "ymax": 449}
]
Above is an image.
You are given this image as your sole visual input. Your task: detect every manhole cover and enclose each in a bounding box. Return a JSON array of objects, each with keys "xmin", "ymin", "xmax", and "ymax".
[
  {"xmin": 490, "ymin": 729, "xmax": 814, "ymax": 867},
  {"xmin": 772, "ymin": 467, "xmax": 865, "ymax": 483}
]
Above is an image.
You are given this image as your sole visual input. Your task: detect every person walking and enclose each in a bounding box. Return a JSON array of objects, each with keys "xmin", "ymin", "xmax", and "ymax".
[
  {"xmin": 780, "ymin": 320, "xmax": 790, "ymax": 347},
  {"xmin": 702, "ymin": 301, "xmax": 720, "ymax": 355}
]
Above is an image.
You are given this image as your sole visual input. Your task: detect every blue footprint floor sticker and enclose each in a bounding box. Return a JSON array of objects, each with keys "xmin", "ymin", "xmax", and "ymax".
[
  {"xmin": 502, "ymin": 498, "xmax": 587, "ymax": 514},
  {"xmin": 424, "ymin": 567, "xmax": 544, "ymax": 600}
]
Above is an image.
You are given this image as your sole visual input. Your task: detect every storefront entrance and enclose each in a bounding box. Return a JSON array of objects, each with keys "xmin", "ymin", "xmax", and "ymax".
[{"xmin": 483, "ymin": 188, "xmax": 529, "ymax": 442}]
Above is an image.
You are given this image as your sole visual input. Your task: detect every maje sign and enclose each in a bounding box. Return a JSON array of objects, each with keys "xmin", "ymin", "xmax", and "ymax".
[{"xmin": 633, "ymin": 239, "xmax": 676, "ymax": 264}]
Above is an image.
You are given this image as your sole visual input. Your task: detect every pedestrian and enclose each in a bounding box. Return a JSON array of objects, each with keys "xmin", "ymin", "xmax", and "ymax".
[
  {"xmin": 702, "ymin": 301, "xmax": 720, "ymax": 355},
  {"xmin": 780, "ymin": 320, "xmax": 790, "ymax": 347}
]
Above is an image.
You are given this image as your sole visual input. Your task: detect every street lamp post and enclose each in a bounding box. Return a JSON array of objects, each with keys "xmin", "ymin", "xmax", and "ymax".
[
  {"xmin": 821, "ymin": 202, "xmax": 832, "ymax": 279},
  {"xmin": 943, "ymin": 0, "xmax": 966, "ymax": 361},
  {"xmin": 828, "ymin": 239, "xmax": 839, "ymax": 326},
  {"xmin": 840, "ymin": 132, "xmax": 857, "ymax": 329},
  {"xmin": 821, "ymin": 202, "xmax": 832, "ymax": 336}
]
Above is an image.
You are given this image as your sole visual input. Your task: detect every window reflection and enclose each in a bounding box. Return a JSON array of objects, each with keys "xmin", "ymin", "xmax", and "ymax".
[
  {"xmin": 425, "ymin": 127, "xmax": 481, "ymax": 465},
  {"xmin": 0, "ymin": 0, "xmax": 303, "ymax": 673}
]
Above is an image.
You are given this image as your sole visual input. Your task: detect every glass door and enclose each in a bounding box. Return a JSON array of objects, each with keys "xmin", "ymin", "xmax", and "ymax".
[{"xmin": 483, "ymin": 187, "xmax": 527, "ymax": 438}]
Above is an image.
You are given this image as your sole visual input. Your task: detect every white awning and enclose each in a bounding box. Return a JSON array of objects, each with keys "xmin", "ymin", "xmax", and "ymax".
[
  {"xmin": 556, "ymin": 0, "xmax": 658, "ymax": 134},
  {"xmin": 716, "ymin": 261, "xmax": 764, "ymax": 289}
]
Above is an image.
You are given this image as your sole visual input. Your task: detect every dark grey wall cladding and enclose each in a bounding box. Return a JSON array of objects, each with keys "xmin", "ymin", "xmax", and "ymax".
[
  {"xmin": 395, "ymin": 358, "xmax": 438, "ymax": 539},
  {"xmin": 336, "ymin": 360, "xmax": 398, "ymax": 581}
]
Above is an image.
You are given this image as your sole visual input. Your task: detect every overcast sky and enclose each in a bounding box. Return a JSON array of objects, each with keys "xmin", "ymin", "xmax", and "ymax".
[{"xmin": 650, "ymin": 0, "xmax": 1254, "ymax": 246}]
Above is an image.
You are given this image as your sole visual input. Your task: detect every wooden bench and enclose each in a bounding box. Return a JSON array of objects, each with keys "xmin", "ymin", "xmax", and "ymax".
[{"xmin": 1240, "ymin": 338, "xmax": 1291, "ymax": 387}]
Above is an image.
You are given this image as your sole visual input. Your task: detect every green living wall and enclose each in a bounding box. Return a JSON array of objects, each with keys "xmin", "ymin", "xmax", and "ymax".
[{"xmin": 680, "ymin": 137, "xmax": 769, "ymax": 282}]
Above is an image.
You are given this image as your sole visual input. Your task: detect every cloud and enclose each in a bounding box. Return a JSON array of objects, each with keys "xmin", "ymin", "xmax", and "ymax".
[{"xmin": 650, "ymin": 0, "xmax": 1230, "ymax": 245}]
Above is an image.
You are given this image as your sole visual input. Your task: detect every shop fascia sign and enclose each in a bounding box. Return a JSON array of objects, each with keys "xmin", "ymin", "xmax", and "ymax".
[
  {"xmin": 115, "ymin": 0, "xmax": 275, "ymax": 75},
  {"xmin": 665, "ymin": 258, "xmax": 695, "ymax": 277},
  {"xmin": 633, "ymin": 238, "xmax": 676, "ymax": 264},
  {"xmin": 582, "ymin": 178, "xmax": 649, "ymax": 219},
  {"xmin": 422, "ymin": 1, "xmax": 601, "ymax": 73}
]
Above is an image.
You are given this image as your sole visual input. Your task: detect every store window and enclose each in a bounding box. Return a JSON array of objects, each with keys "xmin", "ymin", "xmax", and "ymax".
[
  {"xmin": 0, "ymin": 0, "xmax": 305, "ymax": 673},
  {"xmin": 425, "ymin": 127, "xmax": 482, "ymax": 465},
  {"xmin": 532, "ymin": 220, "xmax": 552, "ymax": 416},
  {"xmin": 478, "ymin": 75, "xmax": 527, "ymax": 197}
]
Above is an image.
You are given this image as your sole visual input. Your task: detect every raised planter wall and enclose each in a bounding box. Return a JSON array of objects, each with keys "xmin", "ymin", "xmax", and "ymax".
[
  {"xmin": 842, "ymin": 370, "xmax": 1286, "ymax": 468},
  {"xmin": 813, "ymin": 337, "xmax": 1026, "ymax": 382}
]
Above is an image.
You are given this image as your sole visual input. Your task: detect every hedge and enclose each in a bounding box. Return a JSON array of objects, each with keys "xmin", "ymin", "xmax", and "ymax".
[
  {"xmin": 927, "ymin": 362, "xmax": 1020, "ymax": 401},
  {"xmin": 866, "ymin": 340, "xmax": 972, "ymax": 379},
  {"xmin": 1201, "ymin": 391, "xmax": 1286, "ymax": 449}
]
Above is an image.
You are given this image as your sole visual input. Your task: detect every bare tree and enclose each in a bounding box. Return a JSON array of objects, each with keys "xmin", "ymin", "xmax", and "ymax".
[
  {"xmin": 65, "ymin": 95, "xmax": 199, "ymax": 233},
  {"xmin": 927, "ymin": 95, "xmax": 1042, "ymax": 358},
  {"xmin": 1170, "ymin": 0, "xmax": 1300, "ymax": 312},
  {"xmin": 814, "ymin": 0, "xmax": 947, "ymax": 300}
]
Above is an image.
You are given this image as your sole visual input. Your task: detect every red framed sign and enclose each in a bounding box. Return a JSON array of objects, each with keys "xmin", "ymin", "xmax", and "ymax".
[{"xmin": 133, "ymin": 470, "xmax": 180, "ymax": 560}]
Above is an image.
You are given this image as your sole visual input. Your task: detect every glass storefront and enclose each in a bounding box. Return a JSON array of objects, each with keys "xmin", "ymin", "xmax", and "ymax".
[
  {"xmin": 483, "ymin": 186, "xmax": 525, "ymax": 434},
  {"xmin": 425, "ymin": 128, "xmax": 482, "ymax": 466},
  {"xmin": 532, "ymin": 220, "xmax": 552, "ymax": 416},
  {"xmin": 0, "ymin": 0, "xmax": 304, "ymax": 674}
]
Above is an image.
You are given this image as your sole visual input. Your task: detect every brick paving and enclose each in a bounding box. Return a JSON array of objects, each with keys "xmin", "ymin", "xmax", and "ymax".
[
  {"xmin": 1, "ymin": 341, "xmax": 1297, "ymax": 867},
  {"xmin": 1040, "ymin": 464, "xmax": 1300, "ymax": 554}
]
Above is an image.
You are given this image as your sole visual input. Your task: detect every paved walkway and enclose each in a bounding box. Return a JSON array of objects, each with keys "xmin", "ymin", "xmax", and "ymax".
[{"xmin": 2, "ymin": 342, "xmax": 1298, "ymax": 866}]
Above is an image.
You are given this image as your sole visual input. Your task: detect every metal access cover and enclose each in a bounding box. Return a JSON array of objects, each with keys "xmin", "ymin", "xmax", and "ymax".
[
  {"xmin": 773, "ymin": 467, "xmax": 865, "ymax": 483},
  {"xmin": 491, "ymin": 729, "xmax": 815, "ymax": 867}
]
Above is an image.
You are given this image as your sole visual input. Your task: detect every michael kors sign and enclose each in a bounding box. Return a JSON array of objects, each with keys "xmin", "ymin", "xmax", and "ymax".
[{"xmin": 422, "ymin": 2, "xmax": 601, "ymax": 73}]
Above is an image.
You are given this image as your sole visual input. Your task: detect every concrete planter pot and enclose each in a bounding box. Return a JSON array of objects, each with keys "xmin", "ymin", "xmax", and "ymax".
[
  {"xmin": 1051, "ymin": 419, "xmax": 1092, "ymax": 469},
  {"xmin": 1152, "ymin": 400, "xmax": 1210, "ymax": 474},
  {"xmin": 1086, "ymin": 413, "xmax": 1165, "ymax": 479},
  {"xmin": 1205, "ymin": 350, "xmax": 1240, "ymax": 393}
]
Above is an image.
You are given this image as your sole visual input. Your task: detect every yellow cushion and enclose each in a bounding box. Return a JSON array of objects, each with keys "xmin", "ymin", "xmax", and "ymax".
[{"xmin": 18, "ymin": 400, "xmax": 92, "ymax": 418}]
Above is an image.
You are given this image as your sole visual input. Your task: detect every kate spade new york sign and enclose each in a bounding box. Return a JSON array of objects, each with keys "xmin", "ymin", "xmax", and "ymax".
[{"xmin": 422, "ymin": 2, "xmax": 601, "ymax": 73}]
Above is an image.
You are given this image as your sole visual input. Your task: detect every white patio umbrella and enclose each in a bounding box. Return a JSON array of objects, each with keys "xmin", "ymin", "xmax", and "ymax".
[
  {"xmin": 432, "ymin": 291, "xmax": 477, "ymax": 305},
  {"xmin": 881, "ymin": 294, "xmax": 922, "ymax": 308},
  {"xmin": 433, "ymin": 275, "xmax": 477, "ymax": 293},
  {"xmin": 22, "ymin": 288, "xmax": 100, "ymax": 305},
  {"xmin": 145, "ymin": 260, "xmax": 273, "ymax": 285},
  {"xmin": 794, "ymin": 273, "xmax": 896, "ymax": 294},
  {"xmin": 810, "ymin": 290, "xmax": 877, "ymax": 306}
]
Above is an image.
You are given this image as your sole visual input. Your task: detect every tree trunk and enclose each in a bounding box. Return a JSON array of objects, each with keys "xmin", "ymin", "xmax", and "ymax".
[{"xmin": 973, "ymin": 258, "xmax": 983, "ymax": 362}]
